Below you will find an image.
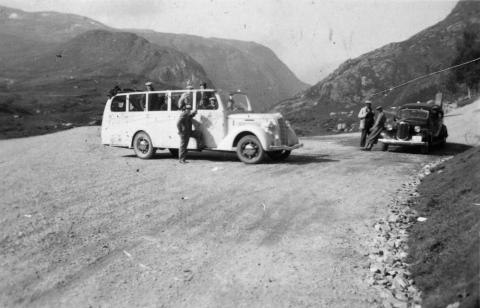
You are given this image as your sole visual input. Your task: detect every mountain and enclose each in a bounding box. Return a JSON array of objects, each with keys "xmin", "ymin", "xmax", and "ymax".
[
  {"xmin": 0, "ymin": 29, "xmax": 210, "ymax": 139},
  {"xmin": 135, "ymin": 31, "xmax": 309, "ymax": 111},
  {"xmin": 9, "ymin": 30, "xmax": 210, "ymax": 89},
  {"xmin": 274, "ymin": 0, "xmax": 480, "ymax": 135},
  {"xmin": 0, "ymin": 4, "xmax": 307, "ymax": 113},
  {"xmin": 0, "ymin": 4, "xmax": 305, "ymax": 137}
]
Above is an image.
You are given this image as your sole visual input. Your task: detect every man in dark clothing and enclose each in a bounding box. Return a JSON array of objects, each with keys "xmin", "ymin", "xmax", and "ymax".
[
  {"xmin": 358, "ymin": 100, "xmax": 375, "ymax": 147},
  {"xmin": 364, "ymin": 106, "xmax": 386, "ymax": 151},
  {"xmin": 177, "ymin": 99, "xmax": 204, "ymax": 163}
]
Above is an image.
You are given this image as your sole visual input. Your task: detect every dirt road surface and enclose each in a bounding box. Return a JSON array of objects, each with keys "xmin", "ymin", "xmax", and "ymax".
[{"xmin": 0, "ymin": 127, "xmax": 464, "ymax": 308}]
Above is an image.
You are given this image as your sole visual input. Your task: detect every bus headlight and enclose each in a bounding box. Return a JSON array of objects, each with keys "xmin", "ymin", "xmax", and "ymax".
[{"xmin": 261, "ymin": 120, "xmax": 276, "ymax": 134}]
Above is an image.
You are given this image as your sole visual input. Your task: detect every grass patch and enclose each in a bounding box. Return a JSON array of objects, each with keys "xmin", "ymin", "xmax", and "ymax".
[{"xmin": 408, "ymin": 146, "xmax": 480, "ymax": 308}]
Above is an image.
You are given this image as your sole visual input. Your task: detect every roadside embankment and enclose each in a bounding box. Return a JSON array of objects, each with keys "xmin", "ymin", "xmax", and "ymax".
[
  {"xmin": 366, "ymin": 156, "xmax": 453, "ymax": 308},
  {"xmin": 408, "ymin": 146, "xmax": 480, "ymax": 308}
]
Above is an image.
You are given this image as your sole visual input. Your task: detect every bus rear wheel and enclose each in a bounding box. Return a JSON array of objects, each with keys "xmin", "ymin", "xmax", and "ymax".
[{"xmin": 133, "ymin": 132, "xmax": 156, "ymax": 159}]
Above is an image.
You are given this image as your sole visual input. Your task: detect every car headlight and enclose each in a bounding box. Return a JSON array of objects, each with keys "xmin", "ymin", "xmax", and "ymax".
[{"xmin": 414, "ymin": 126, "xmax": 421, "ymax": 133}]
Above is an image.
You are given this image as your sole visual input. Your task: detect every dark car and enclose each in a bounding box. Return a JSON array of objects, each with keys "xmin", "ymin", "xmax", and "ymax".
[{"xmin": 378, "ymin": 103, "xmax": 448, "ymax": 153}]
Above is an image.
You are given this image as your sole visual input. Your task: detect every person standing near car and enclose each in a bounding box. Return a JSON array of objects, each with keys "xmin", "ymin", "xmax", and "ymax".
[
  {"xmin": 358, "ymin": 100, "xmax": 375, "ymax": 147},
  {"xmin": 364, "ymin": 106, "xmax": 386, "ymax": 151},
  {"xmin": 177, "ymin": 96, "xmax": 204, "ymax": 163}
]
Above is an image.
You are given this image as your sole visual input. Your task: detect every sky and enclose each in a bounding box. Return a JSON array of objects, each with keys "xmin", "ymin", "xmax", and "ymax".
[{"xmin": 1, "ymin": 0, "xmax": 458, "ymax": 84}]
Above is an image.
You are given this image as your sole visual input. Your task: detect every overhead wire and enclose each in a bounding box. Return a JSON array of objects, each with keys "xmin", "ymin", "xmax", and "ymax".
[{"xmin": 370, "ymin": 56, "xmax": 480, "ymax": 98}]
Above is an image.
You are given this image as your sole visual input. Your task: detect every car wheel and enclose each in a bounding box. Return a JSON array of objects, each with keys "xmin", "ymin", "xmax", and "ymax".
[
  {"xmin": 267, "ymin": 150, "xmax": 291, "ymax": 161},
  {"xmin": 236, "ymin": 135, "xmax": 265, "ymax": 164},
  {"xmin": 421, "ymin": 143, "xmax": 430, "ymax": 154},
  {"xmin": 133, "ymin": 132, "xmax": 156, "ymax": 159},
  {"xmin": 168, "ymin": 148, "xmax": 179, "ymax": 158},
  {"xmin": 380, "ymin": 142, "xmax": 389, "ymax": 152}
]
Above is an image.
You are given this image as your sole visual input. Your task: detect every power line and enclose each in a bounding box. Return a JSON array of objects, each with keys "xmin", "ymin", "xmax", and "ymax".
[{"xmin": 371, "ymin": 56, "xmax": 480, "ymax": 98}]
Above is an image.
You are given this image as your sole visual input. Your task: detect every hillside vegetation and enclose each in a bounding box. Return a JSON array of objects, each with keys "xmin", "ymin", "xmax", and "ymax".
[{"xmin": 408, "ymin": 146, "xmax": 480, "ymax": 308}]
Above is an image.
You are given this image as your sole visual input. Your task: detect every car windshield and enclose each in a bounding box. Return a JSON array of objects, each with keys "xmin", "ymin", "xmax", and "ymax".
[
  {"xmin": 397, "ymin": 109, "xmax": 429, "ymax": 120},
  {"xmin": 220, "ymin": 92, "xmax": 252, "ymax": 112}
]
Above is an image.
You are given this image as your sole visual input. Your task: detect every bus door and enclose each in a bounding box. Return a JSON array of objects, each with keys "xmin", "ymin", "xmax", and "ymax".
[{"xmin": 195, "ymin": 92, "xmax": 226, "ymax": 148}]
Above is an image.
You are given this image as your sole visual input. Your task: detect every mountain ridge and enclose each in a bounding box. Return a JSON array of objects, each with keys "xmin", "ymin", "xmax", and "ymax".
[
  {"xmin": 133, "ymin": 30, "xmax": 309, "ymax": 111},
  {"xmin": 274, "ymin": 0, "xmax": 480, "ymax": 135}
]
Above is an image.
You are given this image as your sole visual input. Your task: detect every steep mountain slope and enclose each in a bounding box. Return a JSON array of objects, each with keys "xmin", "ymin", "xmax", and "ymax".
[
  {"xmin": 117, "ymin": 31, "xmax": 308, "ymax": 111},
  {"xmin": 11, "ymin": 30, "xmax": 210, "ymax": 89},
  {"xmin": 275, "ymin": 0, "xmax": 480, "ymax": 135}
]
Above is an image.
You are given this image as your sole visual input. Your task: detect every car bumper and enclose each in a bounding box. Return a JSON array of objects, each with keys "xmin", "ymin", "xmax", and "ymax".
[
  {"xmin": 267, "ymin": 143, "xmax": 303, "ymax": 151},
  {"xmin": 378, "ymin": 138, "xmax": 427, "ymax": 146}
]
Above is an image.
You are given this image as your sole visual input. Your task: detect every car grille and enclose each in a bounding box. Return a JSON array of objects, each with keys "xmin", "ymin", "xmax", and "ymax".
[
  {"xmin": 397, "ymin": 122, "xmax": 410, "ymax": 140},
  {"xmin": 277, "ymin": 119, "xmax": 289, "ymax": 145}
]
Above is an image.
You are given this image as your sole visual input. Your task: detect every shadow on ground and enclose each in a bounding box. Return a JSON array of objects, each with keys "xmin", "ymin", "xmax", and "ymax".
[
  {"xmin": 122, "ymin": 151, "xmax": 339, "ymax": 165},
  {"xmin": 383, "ymin": 142, "xmax": 472, "ymax": 156}
]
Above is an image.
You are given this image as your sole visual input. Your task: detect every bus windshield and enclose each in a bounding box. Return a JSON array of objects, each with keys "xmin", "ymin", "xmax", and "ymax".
[{"xmin": 219, "ymin": 92, "xmax": 253, "ymax": 112}]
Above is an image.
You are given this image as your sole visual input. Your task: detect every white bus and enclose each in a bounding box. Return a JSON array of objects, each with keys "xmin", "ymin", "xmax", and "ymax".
[{"xmin": 101, "ymin": 88, "xmax": 302, "ymax": 164}]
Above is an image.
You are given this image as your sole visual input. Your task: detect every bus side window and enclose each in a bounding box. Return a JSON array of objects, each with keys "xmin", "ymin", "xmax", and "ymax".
[
  {"xmin": 149, "ymin": 93, "xmax": 167, "ymax": 111},
  {"xmin": 170, "ymin": 93, "xmax": 181, "ymax": 111},
  {"xmin": 129, "ymin": 94, "xmax": 146, "ymax": 112},
  {"xmin": 111, "ymin": 96, "xmax": 126, "ymax": 112}
]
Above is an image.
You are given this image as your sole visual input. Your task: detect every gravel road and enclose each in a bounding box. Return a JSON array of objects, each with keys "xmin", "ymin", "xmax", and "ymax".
[{"xmin": 0, "ymin": 127, "xmax": 455, "ymax": 307}]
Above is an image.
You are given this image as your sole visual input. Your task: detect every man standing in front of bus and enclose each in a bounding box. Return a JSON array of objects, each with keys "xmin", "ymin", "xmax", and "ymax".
[{"xmin": 177, "ymin": 87, "xmax": 204, "ymax": 163}]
